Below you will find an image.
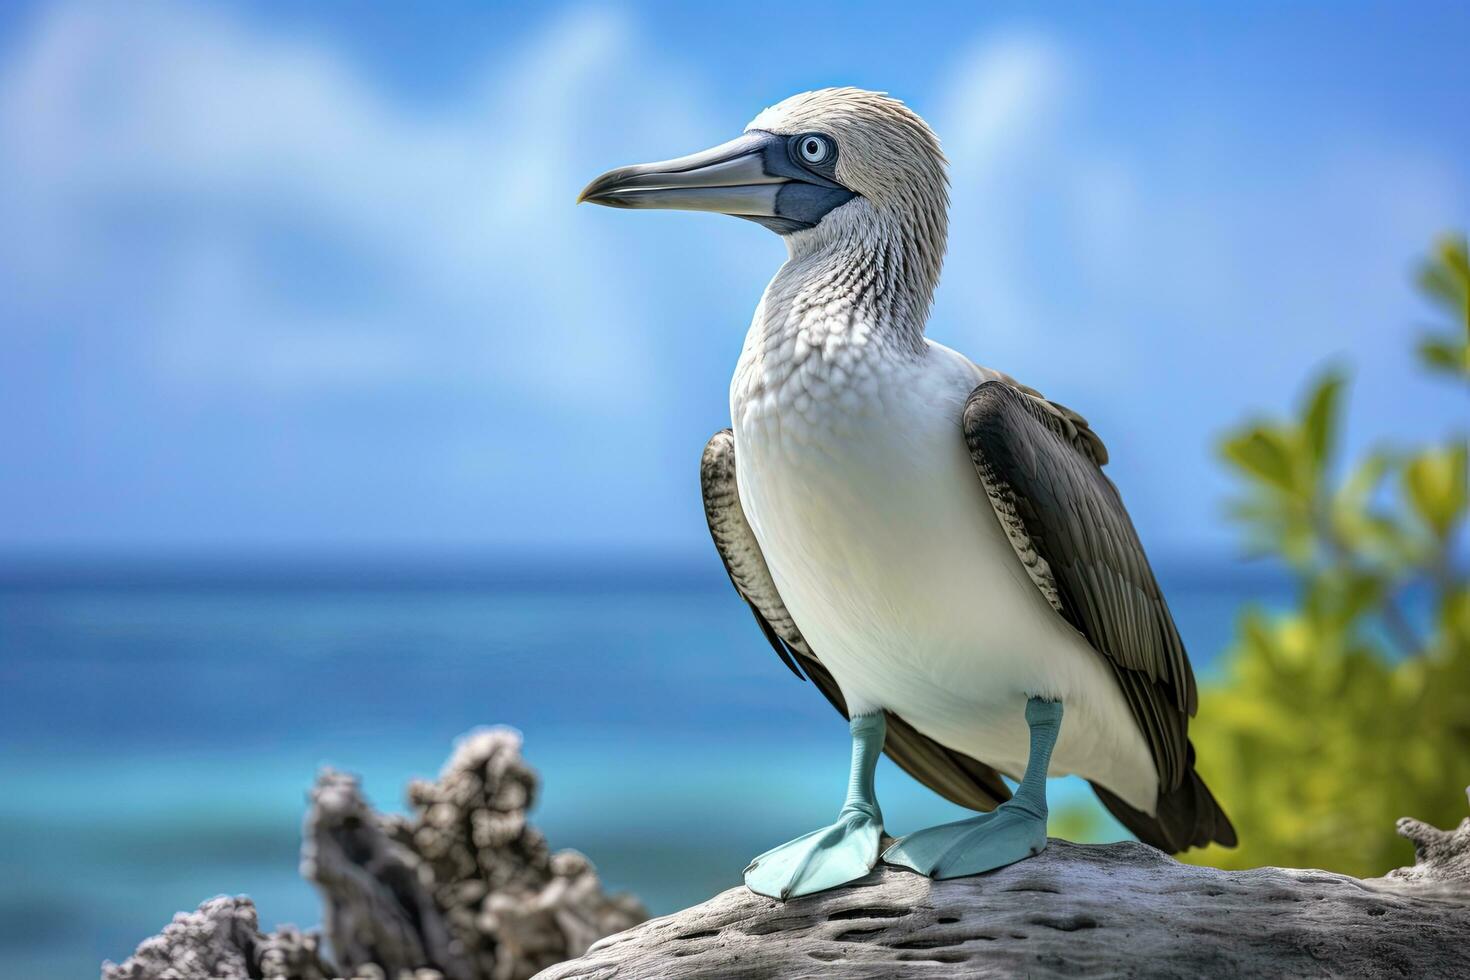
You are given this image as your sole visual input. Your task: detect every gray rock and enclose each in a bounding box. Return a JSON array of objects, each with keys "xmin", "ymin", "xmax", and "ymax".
[
  {"xmin": 101, "ymin": 896, "xmax": 334, "ymax": 980},
  {"xmin": 103, "ymin": 728, "xmax": 645, "ymax": 980},
  {"xmin": 536, "ymin": 794, "xmax": 1470, "ymax": 980},
  {"xmin": 305, "ymin": 727, "xmax": 645, "ymax": 980},
  {"xmin": 302, "ymin": 768, "xmax": 474, "ymax": 980}
]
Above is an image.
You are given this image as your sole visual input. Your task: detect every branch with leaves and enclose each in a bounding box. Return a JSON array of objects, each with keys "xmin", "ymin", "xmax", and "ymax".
[
  {"xmin": 1183, "ymin": 232, "xmax": 1469, "ymax": 878},
  {"xmin": 1417, "ymin": 234, "xmax": 1470, "ymax": 380}
]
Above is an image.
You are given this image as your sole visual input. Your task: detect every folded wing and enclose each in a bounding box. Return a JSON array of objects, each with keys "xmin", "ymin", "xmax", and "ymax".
[{"xmin": 962, "ymin": 381, "xmax": 1234, "ymax": 851}]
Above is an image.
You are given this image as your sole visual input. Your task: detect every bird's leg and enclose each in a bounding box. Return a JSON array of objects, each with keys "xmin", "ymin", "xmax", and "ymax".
[
  {"xmin": 883, "ymin": 697, "xmax": 1061, "ymax": 879},
  {"xmin": 744, "ymin": 712, "xmax": 886, "ymax": 900}
]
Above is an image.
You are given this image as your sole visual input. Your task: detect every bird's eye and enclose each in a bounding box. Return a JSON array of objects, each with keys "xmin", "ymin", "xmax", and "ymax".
[{"xmin": 798, "ymin": 135, "xmax": 831, "ymax": 165}]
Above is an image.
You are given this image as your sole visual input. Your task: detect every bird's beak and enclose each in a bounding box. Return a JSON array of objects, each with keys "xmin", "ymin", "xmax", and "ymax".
[
  {"xmin": 579, "ymin": 132, "xmax": 785, "ymax": 215},
  {"xmin": 578, "ymin": 131, "xmax": 854, "ymax": 234}
]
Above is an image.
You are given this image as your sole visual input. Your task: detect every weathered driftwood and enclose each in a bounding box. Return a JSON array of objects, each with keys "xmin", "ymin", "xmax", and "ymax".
[
  {"xmin": 537, "ymin": 794, "xmax": 1470, "ymax": 980},
  {"xmin": 103, "ymin": 728, "xmax": 645, "ymax": 980}
]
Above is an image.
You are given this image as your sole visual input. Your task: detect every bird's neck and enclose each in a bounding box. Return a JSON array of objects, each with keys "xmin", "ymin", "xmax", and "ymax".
[{"xmin": 738, "ymin": 212, "xmax": 937, "ymax": 395}]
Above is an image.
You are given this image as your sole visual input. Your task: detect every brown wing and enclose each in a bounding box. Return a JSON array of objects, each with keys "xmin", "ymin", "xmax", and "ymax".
[{"xmin": 700, "ymin": 429, "xmax": 1010, "ymax": 813}]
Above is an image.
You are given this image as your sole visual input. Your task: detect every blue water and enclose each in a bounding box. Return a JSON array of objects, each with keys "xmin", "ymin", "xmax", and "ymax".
[{"xmin": 0, "ymin": 558, "xmax": 1281, "ymax": 979}]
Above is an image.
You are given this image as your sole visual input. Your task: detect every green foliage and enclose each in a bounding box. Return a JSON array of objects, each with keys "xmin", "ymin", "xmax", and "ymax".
[
  {"xmin": 1184, "ymin": 233, "xmax": 1470, "ymax": 878},
  {"xmin": 1416, "ymin": 234, "xmax": 1470, "ymax": 380}
]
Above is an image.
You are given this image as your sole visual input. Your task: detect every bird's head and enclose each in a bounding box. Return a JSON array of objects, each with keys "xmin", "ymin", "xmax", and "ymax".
[{"xmin": 579, "ymin": 88, "xmax": 948, "ymax": 284}]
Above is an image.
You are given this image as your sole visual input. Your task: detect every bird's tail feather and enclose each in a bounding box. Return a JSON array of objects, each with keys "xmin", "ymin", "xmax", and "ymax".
[{"xmin": 1090, "ymin": 742, "xmax": 1236, "ymax": 853}]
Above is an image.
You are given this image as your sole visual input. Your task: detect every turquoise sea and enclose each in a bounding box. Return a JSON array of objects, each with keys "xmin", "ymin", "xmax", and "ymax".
[{"xmin": 0, "ymin": 557, "xmax": 1283, "ymax": 979}]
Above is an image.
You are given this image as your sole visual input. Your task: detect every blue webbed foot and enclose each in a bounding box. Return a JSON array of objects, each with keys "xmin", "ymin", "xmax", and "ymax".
[
  {"xmin": 884, "ymin": 696, "xmax": 1062, "ymax": 880},
  {"xmin": 746, "ymin": 712, "xmax": 887, "ymax": 900},
  {"xmin": 744, "ymin": 804, "xmax": 883, "ymax": 899},
  {"xmin": 881, "ymin": 802, "xmax": 1046, "ymax": 878}
]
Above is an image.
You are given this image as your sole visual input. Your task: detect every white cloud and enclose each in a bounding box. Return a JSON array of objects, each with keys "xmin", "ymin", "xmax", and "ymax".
[
  {"xmin": 930, "ymin": 33, "xmax": 1070, "ymax": 356},
  {"xmin": 0, "ymin": 1, "xmax": 721, "ymax": 408},
  {"xmin": 937, "ymin": 33, "xmax": 1067, "ymax": 170}
]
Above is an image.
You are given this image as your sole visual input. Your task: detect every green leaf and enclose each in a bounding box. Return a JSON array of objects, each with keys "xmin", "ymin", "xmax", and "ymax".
[
  {"xmin": 1416, "ymin": 234, "xmax": 1470, "ymax": 384},
  {"xmin": 1330, "ymin": 450, "xmax": 1408, "ymax": 557},
  {"xmin": 1417, "ymin": 335, "xmax": 1470, "ymax": 379},
  {"xmin": 1221, "ymin": 426, "xmax": 1301, "ymax": 494},
  {"xmin": 1336, "ymin": 450, "xmax": 1393, "ymax": 508},
  {"xmin": 1402, "ymin": 443, "xmax": 1469, "ymax": 539},
  {"xmin": 1302, "ymin": 372, "xmax": 1346, "ymax": 470},
  {"xmin": 1439, "ymin": 235, "xmax": 1470, "ymax": 284},
  {"xmin": 1416, "ymin": 234, "xmax": 1470, "ymax": 312}
]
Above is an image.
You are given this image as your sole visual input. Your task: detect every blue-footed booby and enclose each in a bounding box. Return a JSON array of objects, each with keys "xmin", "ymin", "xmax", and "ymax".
[{"xmin": 580, "ymin": 88, "xmax": 1235, "ymax": 900}]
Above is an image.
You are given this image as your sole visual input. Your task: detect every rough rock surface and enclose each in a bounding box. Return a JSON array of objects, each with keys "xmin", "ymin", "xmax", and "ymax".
[
  {"xmin": 1380, "ymin": 786, "xmax": 1470, "ymax": 896},
  {"xmin": 101, "ymin": 896, "xmax": 334, "ymax": 980},
  {"xmin": 103, "ymin": 728, "xmax": 645, "ymax": 980},
  {"xmin": 537, "ymin": 796, "xmax": 1470, "ymax": 980}
]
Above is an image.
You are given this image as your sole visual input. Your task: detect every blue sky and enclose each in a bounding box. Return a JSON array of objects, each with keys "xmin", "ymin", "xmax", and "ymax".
[{"xmin": 1, "ymin": 1, "xmax": 1466, "ymax": 562}]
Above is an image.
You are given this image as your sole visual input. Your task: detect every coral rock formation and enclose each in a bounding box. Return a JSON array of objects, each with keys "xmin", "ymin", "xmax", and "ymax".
[
  {"xmin": 103, "ymin": 728, "xmax": 644, "ymax": 980},
  {"xmin": 101, "ymin": 896, "xmax": 333, "ymax": 980}
]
